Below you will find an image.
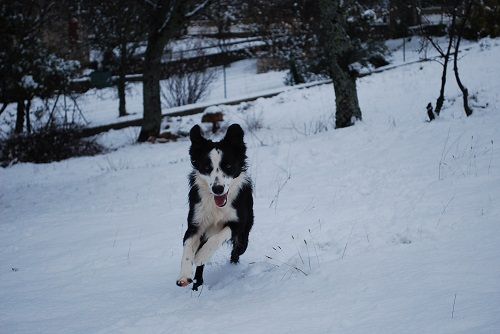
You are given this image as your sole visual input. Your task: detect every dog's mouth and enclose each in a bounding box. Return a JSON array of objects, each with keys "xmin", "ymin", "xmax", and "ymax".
[{"xmin": 214, "ymin": 193, "xmax": 228, "ymax": 207}]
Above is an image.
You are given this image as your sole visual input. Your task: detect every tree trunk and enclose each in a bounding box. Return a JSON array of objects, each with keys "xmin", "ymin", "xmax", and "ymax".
[
  {"xmin": 138, "ymin": 2, "xmax": 185, "ymax": 142},
  {"xmin": 453, "ymin": 0, "xmax": 473, "ymax": 117},
  {"xmin": 434, "ymin": 7, "xmax": 457, "ymax": 116},
  {"xmin": 118, "ymin": 41, "xmax": 128, "ymax": 117},
  {"xmin": 289, "ymin": 59, "xmax": 305, "ymax": 85},
  {"xmin": 435, "ymin": 52, "xmax": 450, "ymax": 116},
  {"xmin": 319, "ymin": 0, "xmax": 362, "ymax": 129},
  {"xmin": 0, "ymin": 103, "xmax": 8, "ymax": 116},
  {"xmin": 138, "ymin": 34, "xmax": 165, "ymax": 142},
  {"xmin": 453, "ymin": 34, "xmax": 472, "ymax": 117},
  {"xmin": 25, "ymin": 99, "xmax": 32, "ymax": 134},
  {"xmin": 15, "ymin": 100, "xmax": 25, "ymax": 134},
  {"xmin": 332, "ymin": 67, "xmax": 362, "ymax": 128},
  {"xmin": 117, "ymin": 75, "xmax": 127, "ymax": 117}
]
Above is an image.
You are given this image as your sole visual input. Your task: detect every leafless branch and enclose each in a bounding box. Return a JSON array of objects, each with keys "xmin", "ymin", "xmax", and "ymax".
[
  {"xmin": 0, "ymin": 103, "xmax": 8, "ymax": 117},
  {"xmin": 436, "ymin": 59, "xmax": 445, "ymax": 66},
  {"xmin": 161, "ymin": 68, "xmax": 216, "ymax": 107},
  {"xmin": 185, "ymin": 0, "xmax": 211, "ymax": 18},
  {"xmin": 142, "ymin": 0, "xmax": 157, "ymax": 7},
  {"xmin": 426, "ymin": 36, "xmax": 445, "ymax": 57},
  {"xmin": 157, "ymin": 1, "xmax": 177, "ymax": 34}
]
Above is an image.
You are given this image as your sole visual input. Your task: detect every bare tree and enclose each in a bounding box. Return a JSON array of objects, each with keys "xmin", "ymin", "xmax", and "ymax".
[
  {"xmin": 422, "ymin": 0, "xmax": 474, "ymax": 119},
  {"xmin": 161, "ymin": 68, "xmax": 216, "ymax": 107},
  {"xmin": 421, "ymin": 8, "xmax": 457, "ymax": 117},
  {"xmin": 453, "ymin": 0, "xmax": 474, "ymax": 117}
]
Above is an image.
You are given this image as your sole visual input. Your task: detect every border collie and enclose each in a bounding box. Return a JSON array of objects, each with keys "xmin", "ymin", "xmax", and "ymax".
[{"xmin": 176, "ymin": 124, "xmax": 254, "ymax": 291}]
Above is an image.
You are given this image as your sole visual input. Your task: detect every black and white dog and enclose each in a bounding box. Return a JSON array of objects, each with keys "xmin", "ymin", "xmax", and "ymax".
[{"xmin": 176, "ymin": 124, "xmax": 254, "ymax": 291}]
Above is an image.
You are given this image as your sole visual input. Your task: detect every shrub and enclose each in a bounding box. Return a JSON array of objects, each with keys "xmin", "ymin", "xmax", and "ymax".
[{"xmin": 0, "ymin": 125, "xmax": 104, "ymax": 166}]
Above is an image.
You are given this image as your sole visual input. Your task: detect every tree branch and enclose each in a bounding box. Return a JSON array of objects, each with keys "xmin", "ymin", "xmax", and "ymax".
[
  {"xmin": 0, "ymin": 103, "xmax": 8, "ymax": 117},
  {"xmin": 453, "ymin": 0, "xmax": 474, "ymax": 116},
  {"xmin": 142, "ymin": 0, "xmax": 157, "ymax": 8},
  {"xmin": 157, "ymin": 1, "xmax": 177, "ymax": 34},
  {"xmin": 22, "ymin": 1, "xmax": 56, "ymax": 39},
  {"xmin": 185, "ymin": 0, "xmax": 211, "ymax": 19},
  {"xmin": 426, "ymin": 35, "xmax": 445, "ymax": 57}
]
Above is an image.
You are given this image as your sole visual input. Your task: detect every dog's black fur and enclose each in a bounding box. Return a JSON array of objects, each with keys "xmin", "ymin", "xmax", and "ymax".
[{"xmin": 176, "ymin": 124, "xmax": 253, "ymax": 290}]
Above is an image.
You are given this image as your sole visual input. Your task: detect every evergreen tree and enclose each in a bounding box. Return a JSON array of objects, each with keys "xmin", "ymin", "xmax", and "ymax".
[
  {"xmin": 248, "ymin": 0, "xmax": 386, "ymax": 128},
  {"xmin": 0, "ymin": 0, "xmax": 79, "ymax": 134}
]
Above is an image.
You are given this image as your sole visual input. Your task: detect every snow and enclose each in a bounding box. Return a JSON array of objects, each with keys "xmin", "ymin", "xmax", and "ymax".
[
  {"xmin": 1, "ymin": 37, "xmax": 471, "ymax": 133},
  {"xmin": 385, "ymin": 36, "xmax": 476, "ymax": 64},
  {"xmin": 422, "ymin": 13, "xmax": 449, "ymax": 25},
  {"xmin": 1, "ymin": 38, "xmax": 500, "ymax": 333},
  {"xmin": 0, "ymin": 59, "xmax": 286, "ymax": 134},
  {"xmin": 70, "ymin": 59, "xmax": 288, "ymax": 127},
  {"xmin": 123, "ymin": 36, "xmax": 266, "ymax": 63},
  {"xmin": 20, "ymin": 75, "xmax": 38, "ymax": 89}
]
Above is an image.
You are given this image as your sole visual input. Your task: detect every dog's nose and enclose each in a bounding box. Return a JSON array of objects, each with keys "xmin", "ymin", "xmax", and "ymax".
[{"xmin": 212, "ymin": 185, "xmax": 224, "ymax": 195}]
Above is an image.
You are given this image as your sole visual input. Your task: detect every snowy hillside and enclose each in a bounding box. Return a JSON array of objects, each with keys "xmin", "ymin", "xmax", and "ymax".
[{"xmin": 1, "ymin": 38, "xmax": 500, "ymax": 333}]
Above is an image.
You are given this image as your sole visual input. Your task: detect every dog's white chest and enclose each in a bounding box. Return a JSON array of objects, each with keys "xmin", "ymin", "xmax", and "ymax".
[
  {"xmin": 193, "ymin": 195, "xmax": 238, "ymax": 233},
  {"xmin": 192, "ymin": 171, "xmax": 247, "ymax": 235}
]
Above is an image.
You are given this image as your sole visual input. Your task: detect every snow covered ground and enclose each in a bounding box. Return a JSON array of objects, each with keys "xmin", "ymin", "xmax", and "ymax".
[
  {"xmin": 73, "ymin": 36, "xmax": 477, "ymax": 127},
  {"xmin": 58, "ymin": 59, "xmax": 288, "ymax": 127},
  {"xmin": 0, "ymin": 36, "xmax": 475, "ymax": 132},
  {"xmin": 1, "ymin": 38, "xmax": 500, "ymax": 333}
]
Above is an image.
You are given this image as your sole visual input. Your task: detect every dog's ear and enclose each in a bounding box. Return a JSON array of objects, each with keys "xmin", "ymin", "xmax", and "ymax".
[
  {"xmin": 222, "ymin": 124, "xmax": 244, "ymax": 147},
  {"xmin": 189, "ymin": 125, "xmax": 205, "ymax": 145}
]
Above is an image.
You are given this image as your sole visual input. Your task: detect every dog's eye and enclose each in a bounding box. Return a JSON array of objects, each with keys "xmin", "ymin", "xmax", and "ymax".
[
  {"xmin": 224, "ymin": 163, "xmax": 232, "ymax": 169},
  {"xmin": 203, "ymin": 165, "xmax": 212, "ymax": 173}
]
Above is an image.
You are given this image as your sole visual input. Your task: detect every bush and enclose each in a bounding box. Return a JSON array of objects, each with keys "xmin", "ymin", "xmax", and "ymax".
[
  {"xmin": 464, "ymin": 1, "xmax": 500, "ymax": 39},
  {"xmin": 160, "ymin": 42, "xmax": 217, "ymax": 108},
  {"xmin": 161, "ymin": 68, "xmax": 216, "ymax": 108},
  {"xmin": 0, "ymin": 125, "xmax": 104, "ymax": 166}
]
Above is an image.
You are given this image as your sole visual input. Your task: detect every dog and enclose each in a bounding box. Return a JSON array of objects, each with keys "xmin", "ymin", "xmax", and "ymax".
[{"xmin": 176, "ymin": 124, "xmax": 254, "ymax": 291}]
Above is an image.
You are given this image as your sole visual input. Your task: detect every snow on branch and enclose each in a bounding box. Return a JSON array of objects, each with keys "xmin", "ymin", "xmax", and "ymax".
[
  {"xmin": 185, "ymin": 0, "xmax": 211, "ymax": 19},
  {"xmin": 157, "ymin": 1, "xmax": 176, "ymax": 34},
  {"xmin": 142, "ymin": 0, "xmax": 157, "ymax": 8}
]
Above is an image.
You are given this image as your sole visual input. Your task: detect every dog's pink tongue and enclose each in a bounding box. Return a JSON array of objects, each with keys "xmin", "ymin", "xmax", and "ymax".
[{"xmin": 214, "ymin": 194, "xmax": 227, "ymax": 207}]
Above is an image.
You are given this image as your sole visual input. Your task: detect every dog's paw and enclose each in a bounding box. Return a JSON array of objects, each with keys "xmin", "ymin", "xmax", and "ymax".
[
  {"xmin": 230, "ymin": 253, "xmax": 240, "ymax": 264},
  {"xmin": 176, "ymin": 277, "xmax": 193, "ymax": 287},
  {"xmin": 192, "ymin": 278, "xmax": 203, "ymax": 291}
]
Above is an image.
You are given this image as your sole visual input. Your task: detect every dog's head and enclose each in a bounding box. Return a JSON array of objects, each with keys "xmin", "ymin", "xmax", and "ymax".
[{"xmin": 189, "ymin": 124, "xmax": 247, "ymax": 207}]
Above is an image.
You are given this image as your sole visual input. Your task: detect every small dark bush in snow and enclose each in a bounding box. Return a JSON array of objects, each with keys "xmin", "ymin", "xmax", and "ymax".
[{"xmin": 0, "ymin": 125, "xmax": 104, "ymax": 166}]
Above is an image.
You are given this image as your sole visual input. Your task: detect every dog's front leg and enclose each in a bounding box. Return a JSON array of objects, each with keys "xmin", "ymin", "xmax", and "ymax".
[
  {"xmin": 176, "ymin": 236, "xmax": 200, "ymax": 287},
  {"xmin": 194, "ymin": 227, "xmax": 232, "ymax": 266},
  {"xmin": 192, "ymin": 265, "xmax": 204, "ymax": 291}
]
